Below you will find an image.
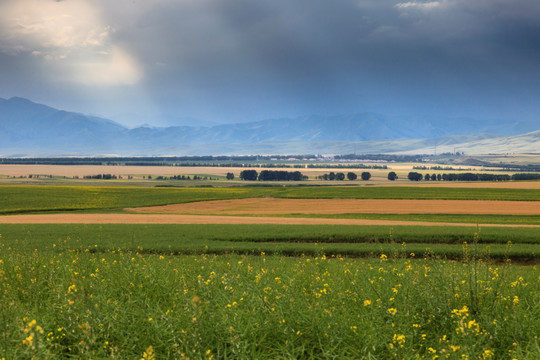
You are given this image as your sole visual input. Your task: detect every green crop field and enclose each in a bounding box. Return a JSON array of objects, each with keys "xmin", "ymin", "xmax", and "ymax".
[
  {"xmin": 2, "ymin": 184, "xmax": 540, "ymax": 214},
  {"xmin": 282, "ymin": 213, "xmax": 540, "ymax": 225},
  {"xmin": 1, "ymin": 224, "xmax": 537, "ymax": 260}
]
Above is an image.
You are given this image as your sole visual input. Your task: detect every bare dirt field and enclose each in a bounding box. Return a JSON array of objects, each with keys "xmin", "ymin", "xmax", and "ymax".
[
  {"xmin": 0, "ymin": 165, "xmax": 230, "ymax": 178},
  {"xmin": 0, "ymin": 213, "xmax": 538, "ymax": 227},
  {"xmin": 0, "ymin": 165, "xmax": 384, "ymax": 178},
  {"xmin": 127, "ymin": 198, "xmax": 540, "ymax": 215}
]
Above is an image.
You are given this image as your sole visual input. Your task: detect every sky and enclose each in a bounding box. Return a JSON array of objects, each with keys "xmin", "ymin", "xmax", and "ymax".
[{"xmin": 0, "ymin": 0, "xmax": 539, "ymax": 128}]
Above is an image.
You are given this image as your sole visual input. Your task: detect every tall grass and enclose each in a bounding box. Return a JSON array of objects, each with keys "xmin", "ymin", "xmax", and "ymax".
[{"xmin": 0, "ymin": 248, "xmax": 537, "ymax": 359}]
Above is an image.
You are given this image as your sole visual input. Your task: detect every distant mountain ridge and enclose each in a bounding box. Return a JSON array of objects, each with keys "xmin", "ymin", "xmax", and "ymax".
[{"xmin": 0, "ymin": 97, "xmax": 538, "ymax": 156}]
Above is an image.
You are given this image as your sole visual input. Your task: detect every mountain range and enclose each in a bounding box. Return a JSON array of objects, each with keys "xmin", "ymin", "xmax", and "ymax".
[{"xmin": 0, "ymin": 97, "xmax": 538, "ymax": 156}]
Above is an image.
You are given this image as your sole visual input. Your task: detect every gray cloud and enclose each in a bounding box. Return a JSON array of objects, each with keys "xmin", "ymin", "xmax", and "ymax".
[{"xmin": 1, "ymin": 0, "xmax": 539, "ymax": 126}]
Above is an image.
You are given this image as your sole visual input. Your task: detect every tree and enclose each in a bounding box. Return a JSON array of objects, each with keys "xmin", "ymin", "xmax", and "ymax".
[
  {"xmin": 408, "ymin": 172, "xmax": 423, "ymax": 181},
  {"xmin": 226, "ymin": 172, "xmax": 234, "ymax": 180},
  {"xmin": 336, "ymin": 172, "xmax": 345, "ymax": 181},
  {"xmin": 328, "ymin": 172, "xmax": 336, "ymax": 180},
  {"xmin": 387, "ymin": 171, "xmax": 398, "ymax": 181},
  {"xmin": 289, "ymin": 171, "xmax": 305, "ymax": 181},
  {"xmin": 431, "ymin": 174, "xmax": 437, "ymax": 181},
  {"xmin": 437, "ymin": 174, "xmax": 442, "ymax": 181},
  {"xmin": 361, "ymin": 172, "xmax": 371, "ymax": 181},
  {"xmin": 257, "ymin": 170, "xmax": 274, "ymax": 181},
  {"xmin": 347, "ymin": 172, "xmax": 357, "ymax": 181},
  {"xmin": 239, "ymin": 169, "xmax": 258, "ymax": 181},
  {"xmin": 424, "ymin": 173, "xmax": 431, "ymax": 181}
]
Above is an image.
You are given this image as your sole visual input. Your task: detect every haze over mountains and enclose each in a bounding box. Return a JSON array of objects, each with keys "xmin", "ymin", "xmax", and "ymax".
[{"xmin": 1, "ymin": 97, "xmax": 539, "ymax": 156}]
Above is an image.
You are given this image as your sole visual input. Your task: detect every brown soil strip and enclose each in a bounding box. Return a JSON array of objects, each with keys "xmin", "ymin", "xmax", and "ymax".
[
  {"xmin": 127, "ymin": 198, "xmax": 540, "ymax": 215},
  {"xmin": 0, "ymin": 213, "xmax": 539, "ymax": 227}
]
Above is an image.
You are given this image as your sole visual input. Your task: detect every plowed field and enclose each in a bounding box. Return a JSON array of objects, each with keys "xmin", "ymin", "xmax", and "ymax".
[
  {"xmin": 1, "ymin": 197, "xmax": 539, "ymax": 227},
  {"xmin": 127, "ymin": 198, "xmax": 540, "ymax": 215}
]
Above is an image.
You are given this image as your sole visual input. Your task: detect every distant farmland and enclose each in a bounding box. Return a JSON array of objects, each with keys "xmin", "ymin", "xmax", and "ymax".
[{"xmin": 0, "ymin": 169, "xmax": 539, "ymax": 359}]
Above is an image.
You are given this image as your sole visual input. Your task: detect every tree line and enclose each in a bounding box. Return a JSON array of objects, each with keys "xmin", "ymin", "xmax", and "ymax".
[
  {"xmin": 316, "ymin": 172, "xmax": 372, "ymax": 181},
  {"xmin": 405, "ymin": 172, "xmax": 536, "ymax": 181},
  {"xmin": 511, "ymin": 173, "xmax": 540, "ymax": 180},
  {"xmin": 83, "ymin": 174, "xmax": 118, "ymax": 180},
  {"xmin": 238, "ymin": 170, "xmax": 307, "ymax": 181}
]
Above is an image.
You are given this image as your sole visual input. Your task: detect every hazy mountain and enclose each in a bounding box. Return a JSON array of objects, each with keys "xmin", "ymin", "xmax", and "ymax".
[
  {"xmin": 0, "ymin": 97, "xmax": 126, "ymax": 152},
  {"xmin": 0, "ymin": 97, "xmax": 538, "ymax": 156},
  {"xmin": 398, "ymin": 130, "xmax": 540, "ymax": 155}
]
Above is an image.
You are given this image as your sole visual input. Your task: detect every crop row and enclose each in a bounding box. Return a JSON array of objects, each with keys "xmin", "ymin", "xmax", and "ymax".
[{"xmin": 1, "ymin": 224, "xmax": 538, "ymax": 260}]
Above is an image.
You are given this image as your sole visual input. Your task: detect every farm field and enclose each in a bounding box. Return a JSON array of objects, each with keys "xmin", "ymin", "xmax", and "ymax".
[
  {"xmin": 2, "ymin": 185, "xmax": 540, "ymax": 215},
  {"xmin": 0, "ymin": 183, "xmax": 539, "ymax": 259},
  {"xmin": 128, "ymin": 198, "xmax": 540, "ymax": 215},
  {"xmin": 0, "ymin": 223, "xmax": 538, "ymax": 259},
  {"xmin": 0, "ymin": 178, "xmax": 539, "ymax": 358},
  {"xmin": 3, "ymin": 164, "xmax": 540, "ymax": 188}
]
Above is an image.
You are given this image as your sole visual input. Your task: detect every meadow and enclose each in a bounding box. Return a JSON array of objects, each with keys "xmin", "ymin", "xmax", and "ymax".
[
  {"xmin": 0, "ymin": 179, "xmax": 539, "ymax": 359},
  {"xmin": 0, "ymin": 248, "xmax": 538, "ymax": 359}
]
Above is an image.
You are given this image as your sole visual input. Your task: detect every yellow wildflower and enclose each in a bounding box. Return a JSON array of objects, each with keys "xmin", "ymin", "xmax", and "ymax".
[
  {"xmin": 141, "ymin": 345, "xmax": 155, "ymax": 360},
  {"xmin": 22, "ymin": 334, "xmax": 34, "ymax": 346},
  {"xmin": 392, "ymin": 334, "xmax": 406, "ymax": 346},
  {"xmin": 482, "ymin": 349, "xmax": 494, "ymax": 359}
]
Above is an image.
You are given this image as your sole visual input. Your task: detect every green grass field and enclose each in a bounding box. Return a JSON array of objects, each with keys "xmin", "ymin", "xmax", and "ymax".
[
  {"xmin": 0, "ymin": 223, "xmax": 538, "ymax": 262},
  {"xmin": 282, "ymin": 213, "xmax": 540, "ymax": 225},
  {"xmin": 1, "ymin": 183, "xmax": 539, "ymax": 358},
  {"xmin": 2, "ymin": 185, "xmax": 540, "ymax": 214}
]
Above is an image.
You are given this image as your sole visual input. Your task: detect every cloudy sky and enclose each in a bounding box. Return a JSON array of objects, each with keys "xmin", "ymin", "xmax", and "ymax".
[{"xmin": 0, "ymin": 0, "xmax": 539, "ymax": 127}]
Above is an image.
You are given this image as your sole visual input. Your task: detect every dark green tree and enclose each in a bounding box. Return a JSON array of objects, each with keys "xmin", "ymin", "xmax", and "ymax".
[
  {"xmin": 347, "ymin": 172, "xmax": 357, "ymax": 181},
  {"xmin": 226, "ymin": 172, "xmax": 234, "ymax": 180},
  {"xmin": 387, "ymin": 171, "xmax": 398, "ymax": 181},
  {"xmin": 361, "ymin": 172, "xmax": 371, "ymax": 181},
  {"xmin": 239, "ymin": 169, "xmax": 258, "ymax": 181}
]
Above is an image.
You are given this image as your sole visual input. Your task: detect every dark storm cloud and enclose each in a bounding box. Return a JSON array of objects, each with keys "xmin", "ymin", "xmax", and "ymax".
[{"xmin": 2, "ymin": 0, "xmax": 540, "ymax": 125}]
